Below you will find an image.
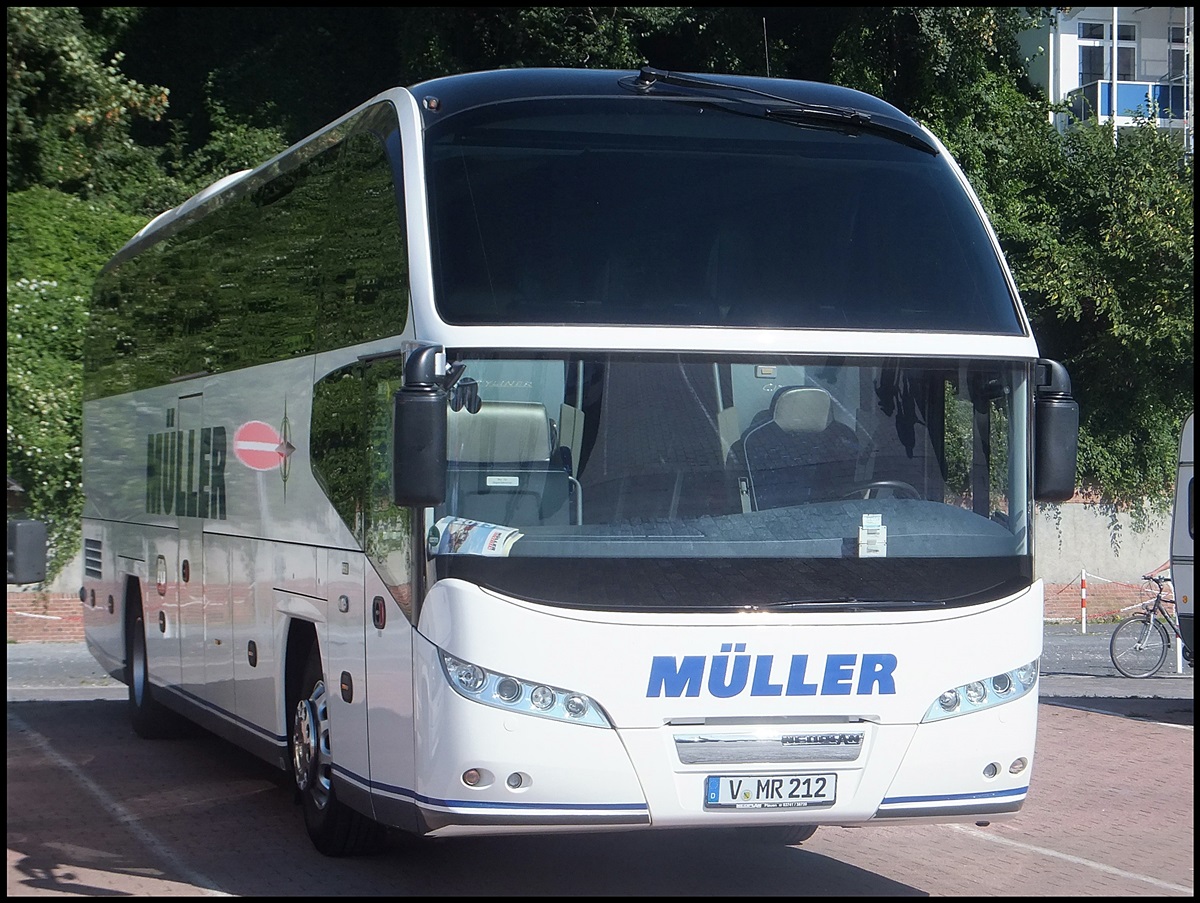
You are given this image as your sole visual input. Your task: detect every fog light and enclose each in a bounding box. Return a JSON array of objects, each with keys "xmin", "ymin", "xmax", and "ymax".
[
  {"xmin": 506, "ymin": 772, "xmax": 523, "ymax": 789},
  {"xmin": 463, "ymin": 769, "xmax": 481, "ymax": 786},
  {"xmin": 1009, "ymin": 757, "xmax": 1028, "ymax": 775},
  {"xmin": 982, "ymin": 762, "xmax": 999, "ymax": 778},
  {"xmin": 530, "ymin": 685, "xmax": 555, "ymax": 710}
]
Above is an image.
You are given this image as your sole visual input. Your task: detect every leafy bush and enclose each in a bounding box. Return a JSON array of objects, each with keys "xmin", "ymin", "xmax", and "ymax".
[{"xmin": 7, "ymin": 187, "xmax": 146, "ymax": 580}]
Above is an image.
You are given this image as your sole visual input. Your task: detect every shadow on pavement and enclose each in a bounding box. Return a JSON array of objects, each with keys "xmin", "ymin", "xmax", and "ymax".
[{"xmin": 1042, "ymin": 696, "xmax": 1193, "ymax": 726}]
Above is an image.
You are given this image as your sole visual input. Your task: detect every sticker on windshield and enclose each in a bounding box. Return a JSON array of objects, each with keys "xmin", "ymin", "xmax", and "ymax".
[{"xmin": 429, "ymin": 517, "xmax": 523, "ymax": 557}]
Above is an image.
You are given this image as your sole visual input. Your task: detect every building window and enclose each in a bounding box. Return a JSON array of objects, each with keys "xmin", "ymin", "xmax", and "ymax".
[
  {"xmin": 1078, "ymin": 21, "xmax": 1137, "ymax": 85},
  {"xmin": 1169, "ymin": 24, "xmax": 1187, "ymax": 83}
]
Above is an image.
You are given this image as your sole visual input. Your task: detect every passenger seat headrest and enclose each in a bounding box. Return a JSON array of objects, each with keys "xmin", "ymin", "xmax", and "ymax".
[
  {"xmin": 448, "ymin": 401, "xmax": 551, "ymax": 462},
  {"xmin": 772, "ymin": 387, "xmax": 832, "ymax": 433}
]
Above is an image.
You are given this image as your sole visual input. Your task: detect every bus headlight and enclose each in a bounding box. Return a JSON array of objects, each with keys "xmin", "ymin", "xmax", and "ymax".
[
  {"xmin": 440, "ymin": 651, "xmax": 612, "ymax": 728},
  {"xmin": 922, "ymin": 659, "xmax": 1039, "ymax": 722},
  {"xmin": 449, "ymin": 660, "xmax": 486, "ymax": 692}
]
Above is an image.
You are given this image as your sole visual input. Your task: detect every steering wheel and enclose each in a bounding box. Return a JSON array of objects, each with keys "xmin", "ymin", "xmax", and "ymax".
[{"xmin": 842, "ymin": 480, "xmax": 921, "ymax": 500}]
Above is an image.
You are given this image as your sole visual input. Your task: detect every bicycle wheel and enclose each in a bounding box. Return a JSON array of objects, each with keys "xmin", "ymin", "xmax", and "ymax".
[{"xmin": 1109, "ymin": 615, "xmax": 1171, "ymax": 678}]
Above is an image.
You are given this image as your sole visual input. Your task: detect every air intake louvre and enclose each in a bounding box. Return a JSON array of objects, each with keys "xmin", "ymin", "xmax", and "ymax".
[{"xmin": 84, "ymin": 538, "xmax": 102, "ymax": 578}]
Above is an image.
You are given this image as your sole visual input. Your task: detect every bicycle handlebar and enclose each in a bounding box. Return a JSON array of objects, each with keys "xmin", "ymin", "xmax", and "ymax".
[{"xmin": 1141, "ymin": 573, "xmax": 1175, "ymax": 603}]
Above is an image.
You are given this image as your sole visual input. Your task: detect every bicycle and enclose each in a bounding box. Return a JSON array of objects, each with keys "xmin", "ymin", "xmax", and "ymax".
[{"xmin": 1108, "ymin": 573, "xmax": 1194, "ymax": 678}]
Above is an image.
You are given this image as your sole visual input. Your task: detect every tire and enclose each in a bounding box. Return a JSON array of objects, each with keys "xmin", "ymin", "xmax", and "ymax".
[
  {"xmin": 126, "ymin": 595, "xmax": 183, "ymax": 739},
  {"xmin": 728, "ymin": 825, "xmax": 819, "ymax": 845},
  {"xmin": 1109, "ymin": 615, "xmax": 1170, "ymax": 678},
  {"xmin": 758, "ymin": 825, "xmax": 818, "ymax": 845},
  {"xmin": 290, "ymin": 643, "xmax": 385, "ymax": 856}
]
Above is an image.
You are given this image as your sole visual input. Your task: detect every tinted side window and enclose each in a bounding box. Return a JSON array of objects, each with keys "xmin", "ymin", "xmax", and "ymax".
[
  {"xmin": 85, "ymin": 104, "xmax": 409, "ymax": 400},
  {"xmin": 309, "ymin": 358, "xmax": 413, "ymax": 617},
  {"xmin": 315, "ymin": 129, "xmax": 410, "ymax": 353}
]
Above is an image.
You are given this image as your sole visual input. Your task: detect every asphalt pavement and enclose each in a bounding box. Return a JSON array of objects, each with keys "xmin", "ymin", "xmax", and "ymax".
[{"xmin": 6, "ymin": 641, "xmax": 126, "ymax": 702}]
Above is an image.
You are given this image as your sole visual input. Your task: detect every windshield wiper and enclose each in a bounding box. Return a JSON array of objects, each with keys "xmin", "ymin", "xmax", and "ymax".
[
  {"xmin": 762, "ymin": 107, "xmax": 937, "ymax": 154},
  {"xmin": 625, "ymin": 66, "xmax": 939, "ymax": 155},
  {"xmin": 629, "ymin": 66, "xmax": 812, "ymax": 106}
]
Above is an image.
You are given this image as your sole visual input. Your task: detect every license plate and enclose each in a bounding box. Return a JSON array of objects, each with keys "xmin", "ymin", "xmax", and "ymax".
[{"xmin": 705, "ymin": 773, "xmax": 837, "ymax": 809}]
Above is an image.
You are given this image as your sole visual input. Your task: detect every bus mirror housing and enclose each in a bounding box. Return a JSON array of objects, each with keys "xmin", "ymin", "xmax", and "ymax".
[
  {"xmin": 392, "ymin": 345, "xmax": 449, "ymax": 507},
  {"xmin": 1033, "ymin": 359, "xmax": 1079, "ymax": 503},
  {"xmin": 7, "ymin": 519, "xmax": 48, "ymax": 585}
]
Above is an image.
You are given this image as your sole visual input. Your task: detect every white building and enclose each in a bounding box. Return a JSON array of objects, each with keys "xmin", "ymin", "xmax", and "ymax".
[{"xmin": 1018, "ymin": 6, "xmax": 1193, "ymax": 152}]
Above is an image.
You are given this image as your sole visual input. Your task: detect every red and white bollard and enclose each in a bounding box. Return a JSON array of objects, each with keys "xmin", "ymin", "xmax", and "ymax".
[{"xmin": 1080, "ymin": 569, "xmax": 1088, "ymax": 634}]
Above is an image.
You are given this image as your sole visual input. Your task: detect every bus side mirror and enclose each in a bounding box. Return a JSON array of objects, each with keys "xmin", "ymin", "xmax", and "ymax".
[
  {"xmin": 392, "ymin": 345, "xmax": 449, "ymax": 507},
  {"xmin": 1033, "ymin": 359, "xmax": 1079, "ymax": 503},
  {"xmin": 7, "ymin": 519, "xmax": 48, "ymax": 584}
]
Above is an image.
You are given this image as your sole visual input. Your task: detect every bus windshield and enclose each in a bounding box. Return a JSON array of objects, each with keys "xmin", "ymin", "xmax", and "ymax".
[
  {"xmin": 430, "ymin": 354, "xmax": 1032, "ymax": 612},
  {"xmin": 423, "ymin": 96, "xmax": 1024, "ymax": 335}
]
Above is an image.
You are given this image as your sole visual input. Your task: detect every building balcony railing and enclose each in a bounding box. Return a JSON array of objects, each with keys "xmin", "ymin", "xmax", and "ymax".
[{"xmin": 1067, "ymin": 80, "xmax": 1188, "ymax": 123}]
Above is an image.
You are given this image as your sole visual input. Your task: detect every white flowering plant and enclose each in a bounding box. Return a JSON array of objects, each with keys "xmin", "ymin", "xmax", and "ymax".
[{"xmin": 7, "ymin": 277, "xmax": 88, "ymax": 580}]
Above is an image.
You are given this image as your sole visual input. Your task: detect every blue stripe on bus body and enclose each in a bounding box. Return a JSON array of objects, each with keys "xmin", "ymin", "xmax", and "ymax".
[
  {"xmin": 158, "ymin": 682, "xmax": 288, "ymax": 745},
  {"xmin": 332, "ymin": 764, "xmax": 648, "ymax": 812},
  {"xmin": 881, "ymin": 785, "xmax": 1028, "ymax": 805}
]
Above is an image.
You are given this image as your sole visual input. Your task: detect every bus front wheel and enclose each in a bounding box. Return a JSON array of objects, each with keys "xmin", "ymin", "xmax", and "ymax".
[
  {"xmin": 125, "ymin": 592, "xmax": 180, "ymax": 739},
  {"xmin": 737, "ymin": 825, "xmax": 818, "ymax": 845},
  {"xmin": 291, "ymin": 643, "xmax": 385, "ymax": 856}
]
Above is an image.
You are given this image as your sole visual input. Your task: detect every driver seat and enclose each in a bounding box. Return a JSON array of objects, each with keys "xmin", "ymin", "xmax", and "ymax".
[{"xmin": 740, "ymin": 386, "xmax": 859, "ymax": 510}]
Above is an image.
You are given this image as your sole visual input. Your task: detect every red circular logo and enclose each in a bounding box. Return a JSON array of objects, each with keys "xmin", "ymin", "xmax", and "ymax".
[{"xmin": 233, "ymin": 420, "xmax": 284, "ymax": 471}]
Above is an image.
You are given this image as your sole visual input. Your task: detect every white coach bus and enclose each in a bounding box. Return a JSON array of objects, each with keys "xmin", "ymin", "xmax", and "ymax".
[{"xmin": 81, "ymin": 67, "xmax": 1079, "ymax": 856}]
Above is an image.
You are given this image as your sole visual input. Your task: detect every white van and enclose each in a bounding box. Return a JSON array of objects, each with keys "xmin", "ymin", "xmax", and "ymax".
[{"xmin": 1172, "ymin": 412, "xmax": 1193, "ymax": 659}]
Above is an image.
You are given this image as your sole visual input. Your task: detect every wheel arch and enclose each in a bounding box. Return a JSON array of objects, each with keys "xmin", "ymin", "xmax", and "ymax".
[
  {"xmin": 121, "ymin": 573, "xmax": 144, "ymax": 672},
  {"xmin": 285, "ymin": 618, "xmax": 320, "ymax": 718}
]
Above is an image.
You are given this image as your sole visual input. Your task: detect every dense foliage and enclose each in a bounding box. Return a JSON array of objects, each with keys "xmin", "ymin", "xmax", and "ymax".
[
  {"xmin": 6, "ymin": 7, "xmax": 1194, "ymax": 580},
  {"xmin": 7, "ymin": 187, "xmax": 146, "ymax": 576},
  {"xmin": 996, "ymin": 114, "xmax": 1193, "ymax": 523}
]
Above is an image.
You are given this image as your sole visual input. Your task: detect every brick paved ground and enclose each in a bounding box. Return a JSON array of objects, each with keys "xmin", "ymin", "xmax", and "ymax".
[{"xmin": 5, "ymin": 694, "xmax": 1193, "ymax": 895}]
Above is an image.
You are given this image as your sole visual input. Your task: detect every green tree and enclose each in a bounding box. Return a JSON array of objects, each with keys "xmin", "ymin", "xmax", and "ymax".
[
  {"xmin": 996, "ymin": 114, "xmax": 1193, "ymax": 516},
  {"xmin": 822, "ymin": 6, "xmax": 1194, "ymax": 514},
  {"xmin": 7, "ymin": 7, "xmax": 169, "ymax": 207},
  {"xmin": 6, "ymin": 8, "xmax": 288, "ymax": 582}
]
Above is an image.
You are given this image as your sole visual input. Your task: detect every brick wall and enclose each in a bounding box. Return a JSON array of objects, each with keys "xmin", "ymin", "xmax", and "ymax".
[
  {"xmin": 7, "ymin": 593, "xmax": 85, "ymax": 643},
  {"xmin": 1042, "ymin": 577, "xmax": 1172, "ymax": 623},
  {"xmin": 7, "ymin": 582, "xmax": 1168, "ymax": 644}
]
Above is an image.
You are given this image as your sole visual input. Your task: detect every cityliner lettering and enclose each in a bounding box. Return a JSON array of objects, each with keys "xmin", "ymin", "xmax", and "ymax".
[
  {"xmin": 145, "ymin": 426, "xmax": 227, "ymax": 519},
  {"xmin": 646, "ymin": 643, "xmax": 898, "ymax": 698}
]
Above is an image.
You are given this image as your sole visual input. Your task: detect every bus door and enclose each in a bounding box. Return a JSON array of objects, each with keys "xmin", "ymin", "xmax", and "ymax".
[
  {"xmin": 203, "ymin": 534, "xmax": 235, "ymax": 716},
  {"xmin": 175, "ymin": 392, "xmax": 209, "ymax": 699},
  {"xmin": 326, "ymin": 549, "xmax": 370, "ymax": 789}
]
